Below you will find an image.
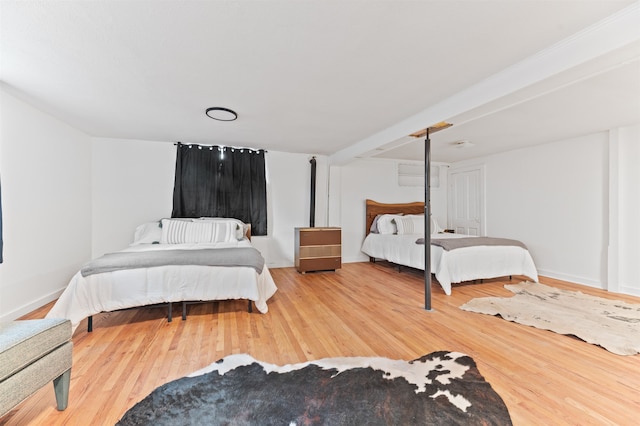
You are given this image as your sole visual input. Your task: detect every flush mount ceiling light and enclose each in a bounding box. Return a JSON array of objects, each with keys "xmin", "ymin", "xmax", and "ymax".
[
  {"xmin": 205, "ymin": 107, "xmax": 238, "ymax": 121},
  {"xmin": 449, "ymin": 139, "xmax": 475, "ymax": 149}
]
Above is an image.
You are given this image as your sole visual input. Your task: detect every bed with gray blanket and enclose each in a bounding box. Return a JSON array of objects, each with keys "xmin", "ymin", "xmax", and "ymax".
[
  {"xmin": 363, "ymin": 232, "xmax": 538, "ymax": 295},
  {"xmin": 46, "ymin": 218, "xmax": 278, "ymax": 332},
  {"xmin": 360, "ymin": 200, "xmax": 538, "ymax": 295}
]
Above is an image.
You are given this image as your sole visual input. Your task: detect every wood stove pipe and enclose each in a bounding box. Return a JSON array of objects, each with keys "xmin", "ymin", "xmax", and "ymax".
[{"xmin": 309, "ymin": 156, "xmax": 316, "ymax": 227}]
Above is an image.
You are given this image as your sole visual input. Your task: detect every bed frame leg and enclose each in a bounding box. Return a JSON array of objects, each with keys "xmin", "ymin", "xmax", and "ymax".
[
  {"xmin": 248, "ymin": 300, "xmax": 253, "ymax": 313},
  {"xmin": 167, "ymin": 303, "xmax": 172, "ymax": 322},
  {"xmin": 87, "ymin": 316, "xmax": 93, "ymax": 333},
  {"xmin": 182, "ymin": 302, "xmax": 187, "ymax": 320}
]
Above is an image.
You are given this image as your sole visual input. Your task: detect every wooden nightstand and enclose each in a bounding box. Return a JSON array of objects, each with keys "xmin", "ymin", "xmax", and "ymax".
[{"xmin": 294, "ymin": 227, "xmax": 341, "ymax": 273}]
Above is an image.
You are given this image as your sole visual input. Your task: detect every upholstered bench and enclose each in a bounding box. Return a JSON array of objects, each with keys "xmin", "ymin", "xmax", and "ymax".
[{"xmin": 0, "ymin": 318, "xmax": 72, "ymax": 417}]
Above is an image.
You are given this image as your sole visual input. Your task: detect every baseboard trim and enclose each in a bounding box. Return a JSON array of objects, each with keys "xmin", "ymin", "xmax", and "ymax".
[
  {"xmin": 619, "ymin": 285, "xmax": 640, "ymax": 297},
  {"xmin": 536, "ymin": 269, "xmax": 604, "ymax": 290},
  {"xmin": 0, "ymin": 288, "xmax": 65, "ymax": 322}
]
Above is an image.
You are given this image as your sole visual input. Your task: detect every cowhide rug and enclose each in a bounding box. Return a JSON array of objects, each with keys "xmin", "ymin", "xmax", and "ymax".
[
  {"xmin": 116, "ymin": 351, "xmax": 512, "ymax": 425},
  {"xmin": 460, "ymin": 281, "xmax": 640, "ymax": 356}
]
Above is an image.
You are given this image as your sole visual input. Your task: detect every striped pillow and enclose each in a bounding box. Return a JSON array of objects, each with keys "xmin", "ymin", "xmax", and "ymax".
[
  {"xmin": 160, "ymin": 219, "xmax": 237, "ymax": 244},
  {"xmin": 395, "ymin": 216, "xmax": 425, "ymax": 235}
]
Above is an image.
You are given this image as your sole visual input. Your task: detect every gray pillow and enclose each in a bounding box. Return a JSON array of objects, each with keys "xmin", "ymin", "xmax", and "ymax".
[{"xmin": 370, "ymin": 215, "xmax": 382, "ymax": 233}]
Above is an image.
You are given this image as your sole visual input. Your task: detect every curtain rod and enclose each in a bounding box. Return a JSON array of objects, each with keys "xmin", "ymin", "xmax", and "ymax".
[{"xmin": 173, "ymin": 142, "xmax": 267, "ymax": 153}]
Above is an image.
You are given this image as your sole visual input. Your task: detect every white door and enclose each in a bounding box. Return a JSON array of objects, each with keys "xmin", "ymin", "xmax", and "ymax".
[{"xmin": 448, "ymin": 165, "xmax": 484, "ymax": 235}]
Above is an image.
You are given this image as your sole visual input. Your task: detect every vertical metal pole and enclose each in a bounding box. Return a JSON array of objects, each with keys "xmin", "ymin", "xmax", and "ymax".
[
  {"xmin": 424, "ymin": 129, "xmax": 433, "ymax": 311},
  {"xmin": 309, "ymin": 156, "xmax": 317, "ymax": 227}
]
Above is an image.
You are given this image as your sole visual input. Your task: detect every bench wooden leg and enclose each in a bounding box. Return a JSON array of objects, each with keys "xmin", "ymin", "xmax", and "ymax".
[{"xmin": 53, "ymin": 369, "xmax": 71, "ymax": 411}]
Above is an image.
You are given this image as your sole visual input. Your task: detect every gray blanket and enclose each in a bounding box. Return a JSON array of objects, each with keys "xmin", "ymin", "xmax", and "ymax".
[
  {"xmin": 81, "ymin": 247, "xmax": 264, "ymax": 277},
  {"xmin": 416, "ymin": 237, "xmax": 527, "ymax": 251}
]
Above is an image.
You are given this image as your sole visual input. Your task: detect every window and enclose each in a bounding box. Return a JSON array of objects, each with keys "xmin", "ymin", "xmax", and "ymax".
[{"xmin": 171, "ymin": 143, "xmax": 267, "ymax": 236}]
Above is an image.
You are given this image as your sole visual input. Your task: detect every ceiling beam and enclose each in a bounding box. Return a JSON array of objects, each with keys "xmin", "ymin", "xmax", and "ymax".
[{"xmin": 328, "ymin": 2, "xmax": 640, "ymax": 166}]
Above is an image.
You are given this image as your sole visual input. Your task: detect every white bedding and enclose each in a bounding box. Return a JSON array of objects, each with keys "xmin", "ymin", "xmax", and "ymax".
[
  {"xmin": 46, "ymin": 239, "xmax": 278, "ymax": 332},
  {"xmin": 361, "ymin": 232, "xmax": 538, "ymax": 295}
]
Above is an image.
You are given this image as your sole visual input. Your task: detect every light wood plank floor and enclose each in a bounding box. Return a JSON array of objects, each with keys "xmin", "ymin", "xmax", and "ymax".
[{"xmin": 3, "ymin": 262, "xmax": 640, "ymax": 425}]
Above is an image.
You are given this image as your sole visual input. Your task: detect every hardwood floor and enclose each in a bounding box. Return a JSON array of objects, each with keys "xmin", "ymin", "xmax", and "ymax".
[{"xmin": 3, "ymin": 262, "xmax": 640, "ymax": 425}]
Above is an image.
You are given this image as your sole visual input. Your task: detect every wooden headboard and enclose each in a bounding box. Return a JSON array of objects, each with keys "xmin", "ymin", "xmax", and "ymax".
[{"xmin": 365, "ymin": 199, "xmax": 425, "ymax": 235}]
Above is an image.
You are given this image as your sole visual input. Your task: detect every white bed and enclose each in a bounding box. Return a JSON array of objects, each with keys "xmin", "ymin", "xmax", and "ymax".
[
  {"xmin": 361, "ymin": 232, "xmax": 538, "ymax": 295},
  {"xmin": 46, "ymin": 218, "xmax": 278, "ymax": 332},
  {"xmin": 361, "ymin": 200, "xmax": 538, "ymax": 295}
]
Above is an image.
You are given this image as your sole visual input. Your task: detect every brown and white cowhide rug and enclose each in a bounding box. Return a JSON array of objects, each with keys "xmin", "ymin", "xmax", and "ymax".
[
  {"xmin": 460, "ymin": 281, "xmax": 640, "ymax": 356},
  {"xmin": 116, "ymin": 351, "xmax": 512, "ymax": 425}
]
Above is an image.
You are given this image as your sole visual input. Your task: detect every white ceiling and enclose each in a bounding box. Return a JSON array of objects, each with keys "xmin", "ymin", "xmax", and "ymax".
[
  {"xmin": 1, "ymin": 1, "xmax": 639, "ymax": 164},
  {"xmin": 374, "ymin": 42, "xmax": 640, "ymax": 162}
]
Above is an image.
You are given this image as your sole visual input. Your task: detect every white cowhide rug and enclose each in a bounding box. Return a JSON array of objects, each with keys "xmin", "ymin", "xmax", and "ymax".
[{"xmin": 460, "ymin": 281, "xmax": 640, "ymax": 356}]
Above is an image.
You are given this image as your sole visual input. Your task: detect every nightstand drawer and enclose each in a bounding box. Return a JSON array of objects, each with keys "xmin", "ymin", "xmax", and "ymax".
[
  {"xmin": 298, "ymin": 257, "xmax": 341, "ymax": 273},
  {"xmin": 298, "ymin": 244, "xmax": 341, "ymax": 259},
  {"xmin": 298, "ymin": 228, "xmax": 341, "ymax": 246}
]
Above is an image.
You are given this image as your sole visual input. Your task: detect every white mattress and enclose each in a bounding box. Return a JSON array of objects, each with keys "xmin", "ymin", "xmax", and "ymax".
[
  {"xmin": 46, "ymin": 240, "xmax": 278, "ymax": 331},
  {"xmin": 361, "ymin": 233, "xmax": 538, "ymax": 295}
]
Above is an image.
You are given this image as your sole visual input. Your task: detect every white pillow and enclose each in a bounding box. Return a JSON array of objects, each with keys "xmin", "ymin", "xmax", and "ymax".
[
  {"xmin": 161, "ymin": 219, "xmax": 237, "ymax": 244},
  {"xmin": 431, "ymin": 216, "xmax": 444, "ymax": 234},
  {"xmin": 376, "ymin": 214, "xmax": 404, "ymax": 234},
  {"xmin": 397, "ymin": 214, "xmax": 443, "ymax": 234},
  {"xmin": 395, "ymin": 216, "xmax": 425, "ymax": 235},
  {"xmin": 194, "ymin": 217, "xmax": 248, "ymax": 240},
  {"xmin": 132, "ymin": 221, "xmax": 162, "ymax": 245}
]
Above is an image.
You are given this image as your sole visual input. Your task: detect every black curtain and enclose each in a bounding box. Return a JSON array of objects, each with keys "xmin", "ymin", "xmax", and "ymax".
[{"xmin": 171, "ymin": 143, "xmax": 267, "ymax": 236}]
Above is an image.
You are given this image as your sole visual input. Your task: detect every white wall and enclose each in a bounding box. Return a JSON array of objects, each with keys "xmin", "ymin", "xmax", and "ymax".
[
  {"xmin": 485, "ymin": 134, "xmax": 608, "ymax": 287},
  {"xmin": 609, "ymin": 124, "xmax": 640, "ymax": 295},
  {"xmin": 450, "ymin": 127, "xmax": 640, "ymax": 293},
  {"xmin": 0, "ymin": 88, "xmax": 92, "ymax": 321},
  {"xmin": 332, "ymin": 158, "xmax": 448, "ymax": 263},
  {"xmin": 90, "ymin": 140, "xmax": 326, "ymax": 268},
  {"xmin": 251, "ymin": 151, "xmax": 329, "ymax": 267},
  {"xmin": 91, "ymin": 138, "xmax": 175, "ymax": 257}
]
